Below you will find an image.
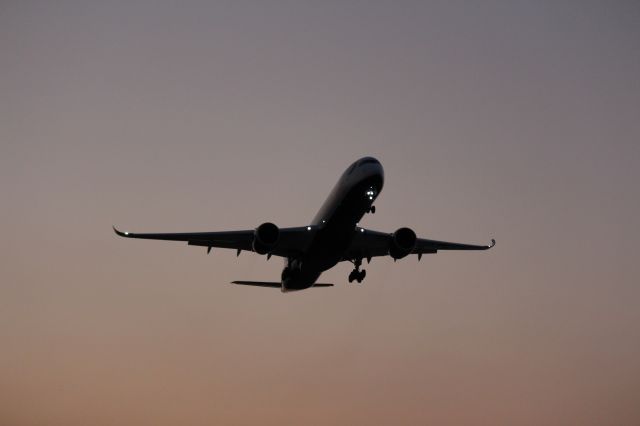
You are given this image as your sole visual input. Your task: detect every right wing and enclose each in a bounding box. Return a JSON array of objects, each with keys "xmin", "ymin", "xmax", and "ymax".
[
  {"xmin": 113, "ymin": 225, "xmax": 315, "ymax": 258},
  {"xmin": 344, "ymin": 228, "xmax": 495, "ymax": 260},
  {"xmin": 413, "ymin": 237, "xmax": 496, "ymax": 253}
]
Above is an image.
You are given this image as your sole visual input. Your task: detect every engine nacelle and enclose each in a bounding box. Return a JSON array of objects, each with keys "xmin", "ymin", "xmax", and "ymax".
[
  {"xmin": 389, "ymin": 227, "xmax": 417, "ymax": 260},
  {"xmin": 253, "ymin": 222, "xmax": 280, "ymax": 255}
]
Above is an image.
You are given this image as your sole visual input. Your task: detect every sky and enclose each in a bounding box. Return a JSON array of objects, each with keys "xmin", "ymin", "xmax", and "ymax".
[{"xmin": 1, "ymin": 1, "xmax": 639, "ymax": 425}]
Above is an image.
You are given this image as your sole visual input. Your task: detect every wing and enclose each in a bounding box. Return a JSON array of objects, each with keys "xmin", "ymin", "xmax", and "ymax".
[
  {"xmin": 413, "ymin": 237, "xmax": 495, "ymax": 252},
  {"xmin": 113, "ymin": 225, "xmax": 315, "ymax": 258},
  {"xmin": 344, "ymin": 228, "xmax": 495, "ymax": 260}
]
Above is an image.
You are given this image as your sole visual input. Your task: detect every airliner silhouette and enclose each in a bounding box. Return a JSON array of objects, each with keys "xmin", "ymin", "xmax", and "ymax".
[{"xmin": 114, "ymin": 157, "xmax": 494, "ymax": 292}]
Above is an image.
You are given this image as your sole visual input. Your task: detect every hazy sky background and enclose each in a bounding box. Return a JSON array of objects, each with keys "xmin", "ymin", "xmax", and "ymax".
[{"xmin": 2, "ymin": 1, "xmax": 639, "ymax": 425}]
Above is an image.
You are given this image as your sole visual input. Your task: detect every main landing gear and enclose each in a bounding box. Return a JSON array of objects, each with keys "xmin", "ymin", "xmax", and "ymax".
[
  {"xmin": 366, "ymin": 205, "xmax": 376, "ymax": 214},
  {"xmin": 348, "ymin": 258, "xmax": 366, "ymax": 283}
]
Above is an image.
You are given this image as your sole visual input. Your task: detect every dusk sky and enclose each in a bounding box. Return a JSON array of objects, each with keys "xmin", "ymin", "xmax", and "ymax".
[{"xmin": 2, "ymin": 1, "xmax": 639, "ymax": 424}]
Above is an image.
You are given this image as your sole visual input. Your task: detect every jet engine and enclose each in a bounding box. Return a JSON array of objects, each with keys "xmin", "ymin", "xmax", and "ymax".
[
  {"xmin": 389, "ymin": 227, "xmax": 417, "ymax": 259},
  {"xmin": 253, "ymin": 222, "xmax": 280, "ymax": 254}
]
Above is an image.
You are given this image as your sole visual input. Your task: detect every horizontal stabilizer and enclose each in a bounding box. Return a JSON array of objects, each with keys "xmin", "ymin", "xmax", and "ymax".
[
  {"xmin": 231, "ymin": 281, "xmax": 281, "ymax": 288},
  {"xmin": 231, "ymin": 281, "xmax": 333, "ymax": 288}
]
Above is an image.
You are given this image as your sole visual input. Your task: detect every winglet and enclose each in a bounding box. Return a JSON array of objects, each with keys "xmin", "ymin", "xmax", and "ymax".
[
  {"xmin": 113, "ymin": 226, "xmax": 131, "ymax": 237},
  {"xmin": 488, "ymin": 238, "xmax": 496, "ymax": 249}
]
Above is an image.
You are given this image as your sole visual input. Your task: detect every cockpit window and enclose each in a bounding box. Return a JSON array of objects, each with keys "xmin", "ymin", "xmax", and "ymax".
[{"xmin": 358, "ymin": 158, "xmax": 379, "ymax": 167}]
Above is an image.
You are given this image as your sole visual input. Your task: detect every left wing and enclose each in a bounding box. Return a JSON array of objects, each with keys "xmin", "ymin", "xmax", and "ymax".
[
  {"xmin": 344, "ymin": 228, "xmax": 495, "ymax": 260},
  {"xmin": 113, "ymin": 225, "xmax": 315, "ymax": 258}
]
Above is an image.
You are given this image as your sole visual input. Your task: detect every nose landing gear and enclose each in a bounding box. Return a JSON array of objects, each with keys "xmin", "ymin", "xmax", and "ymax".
[
  {"xmin": 365, "ymin": 188, "xmax": 377, "ymax": 214},
  {"xmin": 348, "ymin": 258, "xmax": 366, "ymax": 283}
]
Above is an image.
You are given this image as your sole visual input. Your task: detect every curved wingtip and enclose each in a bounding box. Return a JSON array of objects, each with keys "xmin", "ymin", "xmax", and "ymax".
[
  {"xmin": 113, "ymin": 225, "xmax": 130, "ymax": 237},
  {"xmin": 488, "ymin": 238, "xmax": 496, "ymax": 248}
]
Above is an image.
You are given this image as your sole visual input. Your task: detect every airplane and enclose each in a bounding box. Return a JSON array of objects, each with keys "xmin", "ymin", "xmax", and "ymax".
[{"xmin": 114, "ymin": 156, "xmax": 495, "ymax": 292}]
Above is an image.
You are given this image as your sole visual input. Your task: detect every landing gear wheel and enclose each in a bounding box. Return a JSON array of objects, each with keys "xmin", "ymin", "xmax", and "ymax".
[
  {"xmin": 348, "ymin": 258, "xmax": 364, "ymax": 284},
  {"xmin": 370, "ymin": 206, "xmax": 376, "ymax": 214}
]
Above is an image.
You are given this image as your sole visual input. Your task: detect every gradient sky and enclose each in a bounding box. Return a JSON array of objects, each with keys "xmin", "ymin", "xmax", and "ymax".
[{"xmin": 2, "ymin": 1, "xmax": 640, "ymax": 425}]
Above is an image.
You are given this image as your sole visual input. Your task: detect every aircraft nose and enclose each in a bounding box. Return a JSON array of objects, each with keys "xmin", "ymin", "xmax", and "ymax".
[{"xmin": 359, "ymin": 156, "xmax": 380, "ymax": 164}]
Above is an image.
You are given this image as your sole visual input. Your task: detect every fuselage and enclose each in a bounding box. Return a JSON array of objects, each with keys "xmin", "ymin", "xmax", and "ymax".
[{"xmin": 281, "ymin": 157, "xmax": 384, "ymax": 291}]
